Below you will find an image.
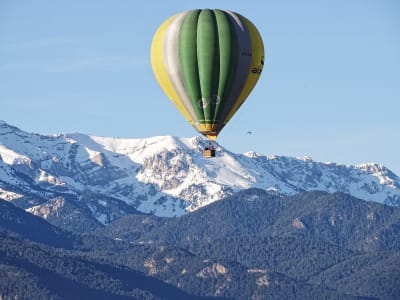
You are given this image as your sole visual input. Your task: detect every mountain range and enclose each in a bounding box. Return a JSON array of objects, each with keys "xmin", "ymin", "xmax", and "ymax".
[
  {"xmin": 1, "ymin": 121, "xmax": 400, "ymax": 299},
  {"xmin": 1, "ymin": 189, "xmax": 399, "ymax": 299},
  {"xmin": 1, "ymin": 120, "xmax": 399, "ymax": 229}
]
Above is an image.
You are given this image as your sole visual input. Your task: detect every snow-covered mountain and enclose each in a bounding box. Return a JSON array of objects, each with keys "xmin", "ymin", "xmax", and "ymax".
[{"xmin": 1, "ymin": 120, "xmax": 399, "ymax": 222}]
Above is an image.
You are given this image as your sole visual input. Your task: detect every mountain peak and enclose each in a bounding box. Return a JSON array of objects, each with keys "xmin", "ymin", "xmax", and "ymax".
[{"xmin": 0, "ymin": 120, "xmax": 22, "ymax": 134}]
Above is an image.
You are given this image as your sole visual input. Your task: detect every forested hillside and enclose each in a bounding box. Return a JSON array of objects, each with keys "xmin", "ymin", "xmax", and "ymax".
[{"xmin": 1, "ymin": 189, "xmax": 399, "ymax": 299}]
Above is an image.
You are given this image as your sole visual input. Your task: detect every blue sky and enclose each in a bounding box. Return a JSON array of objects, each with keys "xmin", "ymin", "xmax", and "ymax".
[{"xmin": 1, "ymin": 0, "xmax": 399, "ymax": 175}]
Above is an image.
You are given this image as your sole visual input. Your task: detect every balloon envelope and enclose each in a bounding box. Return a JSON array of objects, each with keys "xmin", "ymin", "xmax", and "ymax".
[{"xmin": 151, "ymin": 9, "xmax": 264, "ymax": 140}]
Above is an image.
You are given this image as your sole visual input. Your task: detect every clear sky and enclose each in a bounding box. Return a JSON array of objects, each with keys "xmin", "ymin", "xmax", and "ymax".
[{"xmin": 1, "ymin": 0, "xmax": 399, "ymax": 175}]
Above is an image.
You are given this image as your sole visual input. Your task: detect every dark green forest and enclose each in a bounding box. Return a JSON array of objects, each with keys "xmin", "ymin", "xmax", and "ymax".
[{"xmin": 1, "ymin": 189, "xmax": 399, "ymax": 299}]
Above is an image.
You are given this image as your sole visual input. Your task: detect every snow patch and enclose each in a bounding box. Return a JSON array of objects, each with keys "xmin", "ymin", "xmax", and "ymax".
[{"xmin": 0, "ymin": 188, "xmax": 23, "ymax": 201}]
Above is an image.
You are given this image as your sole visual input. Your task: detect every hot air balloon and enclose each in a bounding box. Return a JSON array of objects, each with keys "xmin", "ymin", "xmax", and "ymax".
[{"xmin": 150, "ymin": 9, "xmax": 264, "ymax": 157}]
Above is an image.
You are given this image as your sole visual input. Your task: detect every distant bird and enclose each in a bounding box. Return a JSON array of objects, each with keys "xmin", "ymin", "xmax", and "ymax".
[{"xmin": 247, "ymin": 131, "xmax": 252, "ymax": 135}]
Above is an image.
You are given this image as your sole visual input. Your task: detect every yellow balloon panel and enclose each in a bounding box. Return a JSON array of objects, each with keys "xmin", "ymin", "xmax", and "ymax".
[{"xmin": 150, "ymin": 15, "xmax": 194, "ymax": 125}]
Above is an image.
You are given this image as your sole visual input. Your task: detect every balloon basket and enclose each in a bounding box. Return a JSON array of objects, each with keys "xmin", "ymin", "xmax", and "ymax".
[{"xmin": 203, "ymin": 148, "xmax": 216, "ymax": 158}]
